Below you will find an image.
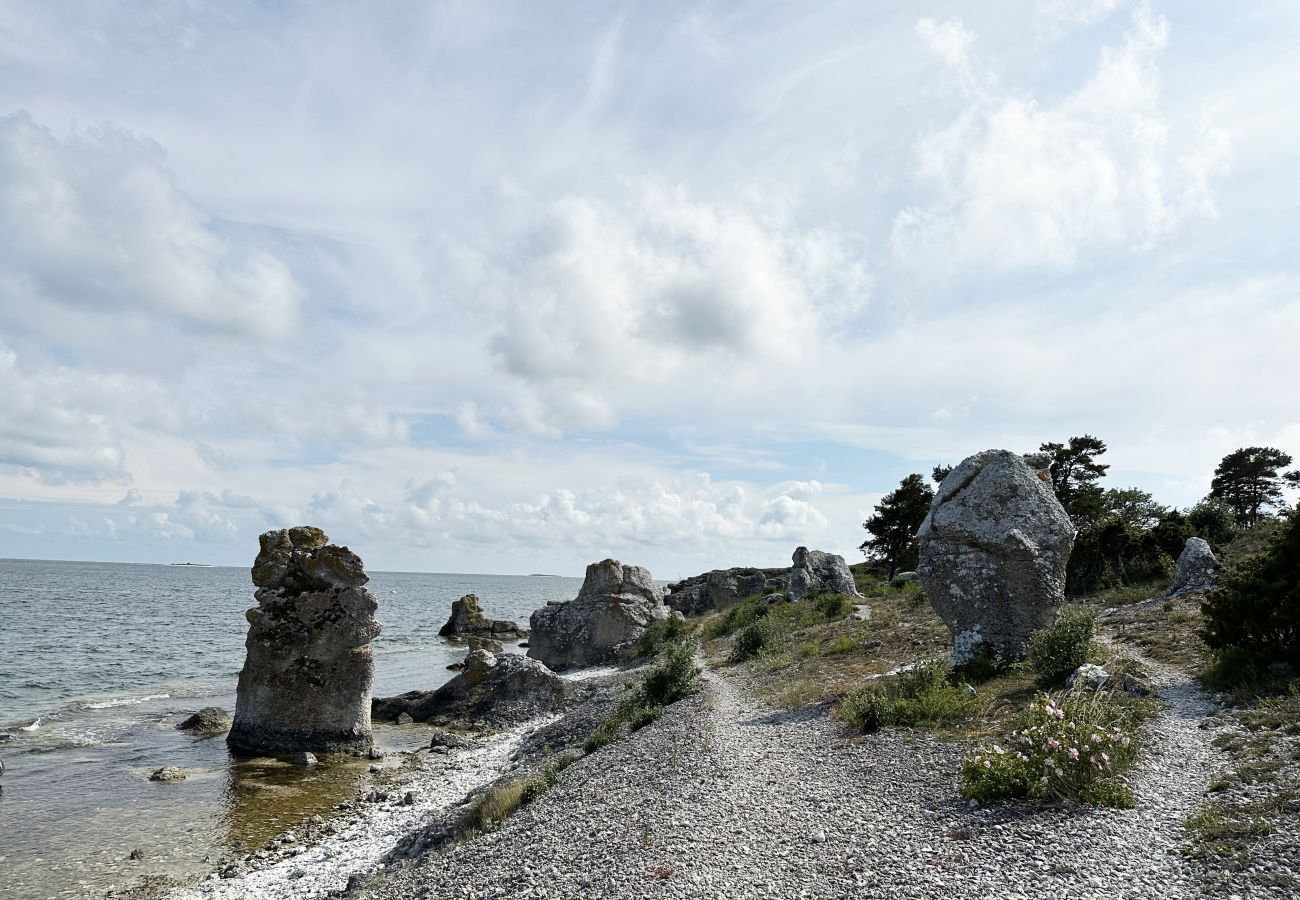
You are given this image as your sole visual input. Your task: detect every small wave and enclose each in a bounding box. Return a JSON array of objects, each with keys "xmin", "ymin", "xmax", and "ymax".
[
  {"xmin": 19, "ymin": 717, "xmax": 42, "ymax": 731},
  {"xmin": 82, "ymin": 693, "xmax": 171, "ymax": 710}
]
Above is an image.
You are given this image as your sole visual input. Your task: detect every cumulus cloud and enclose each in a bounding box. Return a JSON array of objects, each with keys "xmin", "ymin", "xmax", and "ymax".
[
  {"xmin": 893, "ymin": 6, "xmax": 1231, "ymax": 270},
  {"xmin": 0, "ymin": 111, "xmax": 301, "ymax": 338}
]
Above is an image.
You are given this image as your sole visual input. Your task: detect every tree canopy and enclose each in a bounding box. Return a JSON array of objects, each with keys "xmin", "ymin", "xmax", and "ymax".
[
  {"xmin": 860, "ymin": 473, "xmax": 934, "ymax": 579},
  {"xmin": 1209, "ymin": 446, "xmax": 1297, "ymax": 527},
  {"xmin": 1040, "ymin": 435, "xmax": 1109, "ymax": 523}
]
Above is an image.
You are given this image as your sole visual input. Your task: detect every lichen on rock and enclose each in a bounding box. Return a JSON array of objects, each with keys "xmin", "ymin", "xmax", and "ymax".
[{"xmin": 228, "ymin": 526, "xmax": 382, "ymax": 756}]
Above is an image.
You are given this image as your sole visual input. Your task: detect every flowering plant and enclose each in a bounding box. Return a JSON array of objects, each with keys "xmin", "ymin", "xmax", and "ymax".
[{"xmin": 961, "ymin": 690, "xmax": 1142, "ymax": 807}]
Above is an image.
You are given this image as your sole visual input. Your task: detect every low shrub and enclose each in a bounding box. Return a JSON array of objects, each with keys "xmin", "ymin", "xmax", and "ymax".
[
  {"xmin": 956, "ymin": 643, "xmax": 1014, "ymax": 683},
  {"xmin": 839, "ymin": 661, "xmax": 977, "ymax": 732},
  {"xmin": 635, "ymin": 616, "xmax": 689, "ymax": 657},
  {"xmin": 462, "ymin": 774, "xmax": 546, "ymax": 835},
  {"xmin": 1201, "ymin": 507, "xmax": 1300, "ymax": 667},
  {"xmin": 824, "ymin": 635, "xmax": 862, "ymax": 656},
  {"xmin": 810, "ymin": 591, "xmax": 852, "ymax": 619},
  {"xmin": 961, "ymin": 690, "xmax": 1141, "ymax": 808},
  {"xmin": 582, "ymin": 718, "xmax": 621, "ymax": 754},
  {"xmin": 639, "ymin": 642, "xmax": 699, "ymax": 706},
  {"xmin": 1026, "ymin": 606, "xmax": 1097, "ymax": 686},
  {"xmin": 626, "ymin": 704, "xmax": 663, "ymax": 731},
  {"xmin": 730, "ymin": 616, "xmax": 783, "ymax": 662}
]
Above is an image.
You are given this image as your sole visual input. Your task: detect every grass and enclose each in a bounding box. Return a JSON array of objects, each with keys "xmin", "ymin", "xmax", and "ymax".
[
  {"xmin": 582, "ymin": 641, "xmax": 701, "ymax": 755},
  {"xmin": 460, "ymin": 752, "xmax": 577, "ymax": 837},
  {"xmin": 838, "ymin": 661, "xmax": 979, "ymax": 733}
]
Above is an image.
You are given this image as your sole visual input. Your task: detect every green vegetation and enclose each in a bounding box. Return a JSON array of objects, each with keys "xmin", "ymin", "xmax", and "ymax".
[
  {"xmin": 838, "ymin": 661, "xmax": 978, "ymax": 733},
  {"xmin": 1026, "ymin": 606, "xmax": 1097, "ymax": 686},
  {"xmin": 635, "ymin": 615, "xmax": 689, "ymax": 657},
  {"xmin": 460, "ymin": 752, "xmax": 577, "ymax": 837},
  {"xmin": 859, "ymin": 473, "xmax": 934, "ymax": 579},
  {"xmin": 962, "ymin": 690, "xmax": 1145, "ymax": 808},
  {"xmin": 702, "ymin": 592, "xmax": 855, "ymax": 662},
  {"xmin": 584, "ymin": 642, "xmax": 701, "ymax": 754},
  {"xmin": 1209, "ymin": 446, "xmax": 1299, "ymax": 527},
  {"xmin": 1202, "ymin": 506, "xmax": 1300, "ymax": 668}
]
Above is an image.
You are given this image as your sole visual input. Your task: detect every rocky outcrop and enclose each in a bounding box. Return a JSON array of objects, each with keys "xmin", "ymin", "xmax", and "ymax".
[
  {"xmin": 227, "ymin": 526, "xmax": 382, "ymax": 756},
  {"xmin": 438, "ymin": 594, "xmax": 527, "ymax": 640},
  {"xmin": 1164, "ymin": 537, "xmax": 1220, "ymax": 597},
  {"xmin": 177, "ymin": 707, "xmax": 232, "ymax": 735},
  {"xmin": 917, "ymin": 450, "xmax": 1076, "ymax": 665},
  {"xmin": 788, "ymin": 547, "xmax": 863, "ymax": 602},
  {"xmin": 149, "ymin": 766, "xmax": 188, "ymax": 783},
  {"xmin": 528, "ymin": 559, "xmax": 671, "ymax": 670},
  {"xmin": 665, "ymin": 567, "xmax": 784, "ymax": 615},
  {"xmin": 372, "ymin": 651, "xmax": 569, "ymax": 726}
]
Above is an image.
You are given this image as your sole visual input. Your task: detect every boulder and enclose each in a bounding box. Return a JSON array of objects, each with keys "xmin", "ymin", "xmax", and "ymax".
[
  {"xmin": 438, "ymin": 594, "xmax": 528, "ymax": 640},
  {"xmin": 373, "ymin": 651, "xmax": 569, "ymax": 726},
  {"xmin": 665, "ymin": 567, "xmax": 782, "ymax": 615},
  {"xmin": 177, "ymin": 707, "xmax": 232, "ymax": 735},
  {"xmin": 1067, "ymin": 663, "xmax": 1110, "ymax": 692},
  {"xmin": 465, "ymin": 635, "xmax": 504, "ymax": 654},
  {"xmin": 1164, "ymin": 537, "xmax": 1220, "ymax": 597},
  {"xmin": 527, "ymin": 559, "xmax": 671, "ymax": 670},
  {"xmin": 917, "ymin": 450, "xmax": 1076, "ymax": 666},
  {"xmin": 227, "ymin": 527, "xmax": 382, "ymax": 756},
  {"xmin": 788, "ymin": 547, "xmax": 863, "ymax": 602},
  {"xmin": 149, "ymin": 766, "xmax": 187, "ymax": 783}
]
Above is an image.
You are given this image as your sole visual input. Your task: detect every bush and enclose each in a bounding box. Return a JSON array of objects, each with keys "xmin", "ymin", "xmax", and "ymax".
[
  {"xmin": 1026, "ymin": 606, "xmax": 1096, "ymax": 686},
  {"xmin": 955, "ymin": 643, "xmax": 1013, "ymax": 683},
  {"xmin": 810, "ymin": 592, "xmax": 851, "ymax": 619},
  {"xmin": 583, "ymin": 718, "xmax": 621, "ymax": 754},
  {"xmin": 462, "ymin": 774, "xmax": 547, "ymax": 835},
  {"xmin": 1188, "ymin": 498, "xmax": 1239, "ymax": 549},
  {"xmin": 961, "ymin": 691, "xmax": 1141, "ymax": 808},
  {"xmin": 1201, "ymin": 507, "xmax": 1300, "ymax": 666},
  {"xmin": 639, "ymin": 643, "xmax": 700, "ymax": 706},
  {"xmin": 839, "ymin": 661, "xmax": 977, "ymax": 732},
  {"xmin": 635, "ymin": 616, "xmax": 688, "ymax": 657},
  {"xmin": 626, "ymin": 704, "xmax": 663, "ymax": 731}
]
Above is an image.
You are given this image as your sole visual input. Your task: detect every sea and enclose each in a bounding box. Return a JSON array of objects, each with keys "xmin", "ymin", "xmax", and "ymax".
[{"xmin": 0, "ymin": 558, "xmax": 583, "ymax": 900}]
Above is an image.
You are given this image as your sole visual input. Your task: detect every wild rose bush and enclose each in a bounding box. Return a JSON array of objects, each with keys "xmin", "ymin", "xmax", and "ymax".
[{"xmin": 961, "ymin": 690, "xmax": 1143, "ymax": 808}]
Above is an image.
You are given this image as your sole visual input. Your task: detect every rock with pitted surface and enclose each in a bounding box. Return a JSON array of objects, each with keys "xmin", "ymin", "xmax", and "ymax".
[
  {"xmin": 177, "ymin": 706, "xmax": 232, "ymax": 735},
  {"xmin": 149, "ymin": 766, "xmax": 187, "ymax": 783},
  {"xmin": 1164, "ymin": 537, "xmax": 1220, "ymax": 597},
  {"xmin": 372, "ymin": 651, "xmax": 569, "ymax": 726},
  {"xmin": 227, "ymin": 526, "xmax": 382, "ymax": 756},
  {"xmin": 665, "ymin": 567, "xmax": 784, "ymax": 615},
  {"xmin": 528, "ymin": 559, "xmax": 671, "ymax": 670},
  {"xmin": 918, "ymin": 449, "xmax": 1077, "ymax": 666},
  {"xmin": 438, "ymin": 594, "xmax": 527, "ymax": 640},
  {"xmin": 788, "ymin": 547, "xmax": 863, "ymax": 602}
]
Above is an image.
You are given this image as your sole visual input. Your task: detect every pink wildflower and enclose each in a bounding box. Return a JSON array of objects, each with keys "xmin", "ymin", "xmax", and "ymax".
[{"xmin": 1068, "ymin": 748, "xmax": 1079, "ymax": 760}]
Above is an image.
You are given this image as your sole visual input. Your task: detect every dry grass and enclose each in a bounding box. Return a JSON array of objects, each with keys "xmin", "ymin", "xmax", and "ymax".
[{"xmin": 1099, "ymin": 593, "xmax": 1211, "ymax": 671}]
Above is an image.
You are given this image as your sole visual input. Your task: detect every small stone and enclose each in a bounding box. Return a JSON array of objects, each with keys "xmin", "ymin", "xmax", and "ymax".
[
  {"xmin": 396, "ymin": 712, "xmax": 414, "ymax": 725},
  {"xmin": 810, "ymin": 830, "xmax": 827, "ymax": 844},
  {"xmin": 128, "ymin": 848, "xmax": 145, "ymax": 860},
  {"xmin": 293, "ymin": 752, "xmax": 318, "ymax": 767},
  {"xmin": 149, "ymin": 766, "xmax": 188, "ymax": 782}
]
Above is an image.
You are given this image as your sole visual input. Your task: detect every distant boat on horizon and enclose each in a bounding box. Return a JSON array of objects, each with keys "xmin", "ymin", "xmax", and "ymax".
[{"xmin": 170, "ymin": 562, "xmax": 214, "ymax": 568}]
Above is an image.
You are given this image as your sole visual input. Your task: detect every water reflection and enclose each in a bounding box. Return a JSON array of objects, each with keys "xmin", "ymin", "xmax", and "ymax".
[{"xmin": 218, "ymin": 753, "xmax": 369, "ymax": 851}]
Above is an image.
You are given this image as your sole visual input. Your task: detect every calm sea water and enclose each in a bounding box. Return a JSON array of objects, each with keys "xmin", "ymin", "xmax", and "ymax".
[{"xmin": 0, "ymin": 558, "xmax": 582, "ymax": 900}]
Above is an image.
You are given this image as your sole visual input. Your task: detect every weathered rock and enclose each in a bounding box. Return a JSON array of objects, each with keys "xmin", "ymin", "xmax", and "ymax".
[
  {"xmin": 665, "ymin": 567, "xmax": 783, "ymax": 615},
  {"xmin": 438, "ymin": 594, "xmax": 528, "ymax": 640},
  {"xmin": 1067, "ymin": 663, "xmax": 1110, "ymax": 692},
  {"xmin": 227, "ymin": 527, "xmax": 382, "ymax": 756},
  {"xmin": 1164, "ymin": 537, "xmax": 1220, "ymax": 597},
  {"xmin": 917, "ymin": 450, "xmax": 1077, "ymax": 665},
  {"xmin": 149, "ymin": 766, "xmax": 187, "ymax": 783},
  {"xmin": 373, "ymin": 651, "xmax": 569, "ymax": 726},
  {"xmin": 396, "ymin": 712, "xmax": 414, "ymax": 726},
  {"xmin": 527, "ymin": 559, "xmax": 671, "ymax": 670},
  {"xmin": 0, "ymin": 757, "xmax": 5, "ymax": 777},
  {"xmin": 465, "ymin": 635, "xmax": 504, "ymax": 654},
  {"xmin": 788, "ymin": 547, "xmax": 864, "ymax": 602},
  {"xmin": 177, "ymin": 706, "xmax": 232, "ymax": 735},
  {"xmin": 293, "ymin": 752, "xmax": 318, "ymax": 767},
  {"xmin": 428, "ymin": 730, "xmax": 474, "ymax": 751}
]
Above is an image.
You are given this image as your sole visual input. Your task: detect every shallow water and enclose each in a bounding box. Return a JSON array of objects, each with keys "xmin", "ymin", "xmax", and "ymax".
[{"xmin": 0, "ymin": 558, "xmax": 582, "ymax": 900}]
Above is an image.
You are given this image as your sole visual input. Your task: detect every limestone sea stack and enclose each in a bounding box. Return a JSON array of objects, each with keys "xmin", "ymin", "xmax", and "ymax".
[
  {"xmin": 227, "ymin": 526, "xmax": 382, "ymax": 756},
  {"xmin": 438, "ymin": 594, "xmax": 528, "ymax": 639},
  {"xmin": 528, "ymin": 559, "xmax": 672, "ymax": 670},
  {"xmin": 917, "ymin": 450, "xmax": 1076, "ymax": 665}
]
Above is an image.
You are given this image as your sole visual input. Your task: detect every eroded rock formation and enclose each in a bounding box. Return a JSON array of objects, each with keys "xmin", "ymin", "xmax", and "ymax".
[
  {"xmin": 528, "ymin": 559, "xmax": 671, "ymax": 670},
  {"xmin": 177, "ymin": 707, "xmax": 232, "ymax": 735},
  {"xmin": 1164, "ymin": 537, "xmax": 1220, "ymax": 597},
  {"xmin": 665, "ymin": 567, "xmax": 786, "ymax": 615},
  {"xmin": 918, "ymin": 450, "xmax": 1076, "ymax": 665},
  {"xmin": 227, "ymin": 526, "xmax": 382, "ymax": 756},
  {"xmin": 372, "ymin": 650, "xmax": 568, "ymax": 726},
  {"xmin": 788, "ymin": 547, "xmax": 863, "ymax": 602},
  {"xmin": 438, "ymin": 594, "xmax": 527, "ymax": 639}
]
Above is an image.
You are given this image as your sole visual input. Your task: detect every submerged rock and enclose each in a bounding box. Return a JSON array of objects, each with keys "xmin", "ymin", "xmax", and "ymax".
[
  {"xmin": 527, "ymin": 559, "xmax": 671, "ymax": 670},
  {"xmin": 373, "ymin": 651, "xmax": 569, "ymax": 726},
  {"xmin": 149, "ymin": 766, "xmax": 188, "ymax": 783},
  {"xmin": 1164, "ymin": 537, "xmax": 1220, "ymax": 597},
  {"xmin": 227, "ymin": 527, "xmax": 382, "ymax": 756},
  {"xmin": 788, "ymin": 547, "xmax": 863, "ymax": 602},
  {"xmin": 918, "ymin": 450, "xmax": 1076, "ymax": 666},
  {"xmin": 177, "ymin": 706, "xmax": 232, "ymax": 735},
  {"xmin": 438, "ymin": 594, "xmax": 528, "ymax": 640}
]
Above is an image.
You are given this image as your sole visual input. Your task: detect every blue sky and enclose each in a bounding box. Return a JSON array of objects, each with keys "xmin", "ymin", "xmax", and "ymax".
[{"xmin": 1, "ymin": 1, "xmax": 1297, "ymax": 577}]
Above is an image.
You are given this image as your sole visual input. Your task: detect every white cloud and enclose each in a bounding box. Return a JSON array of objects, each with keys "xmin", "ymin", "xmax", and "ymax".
[
  {"xmin": 893, "ymin": 6, "xmax": 1230, "ymax": 270},
  {"xmin": 0, "ymin": 111, "xmax": 301, "ymax": 338},
  {"xmin": 1037, "ymin": 0, "xmax": 1127, "ymax": 27}
]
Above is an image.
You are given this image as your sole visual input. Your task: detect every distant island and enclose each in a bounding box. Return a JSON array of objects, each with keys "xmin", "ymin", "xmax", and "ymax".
[
  {"xmin": 528, "ymin": 573, "xmax": 561, "ymax": 577},
  {"xmin": 170, "ymin": 562, "xmax": 214, "ymax": 567}
]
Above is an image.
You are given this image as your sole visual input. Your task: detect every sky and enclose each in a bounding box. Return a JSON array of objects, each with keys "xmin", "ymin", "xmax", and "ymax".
[{"xmin": 1, "ymin": 0, "xmax": 1298, "ymax": 578}]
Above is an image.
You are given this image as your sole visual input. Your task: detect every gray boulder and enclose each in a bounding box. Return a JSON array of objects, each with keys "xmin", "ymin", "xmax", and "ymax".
[
  {"xmin": 227, "ymin": 526, "xmax": 382, "ymax": 756},
  {"xmin": 528, "ymin": 559, "xmax": 671, "ymax": 670},
  {"xmin": 149, "ymin": 766, "xmax": 187, "ymax": 783},
  {"xmin": 177, "ymin": 707, "xmax": 232, "ymax": 735},
  {"xmin": 788, "ymin": 547, "xmax": 863, "ymax": 602},
  {"xmin": 1164, "ymin": 537, "xmax": 1220, "ymax": 597},
  {"xmin": 373, "ymin": 651, "xmax": 569, "ymax": 726},
  {"xmin": 665, "ymin": 567, "xmax": 781, "ymax": 615},
  {"xmin": 918, "ymin": 450, "xmax": 1076, "ymax": 665},
  {"xmin": 438, "ymin": 594, "xmax": 527, "ymax": 639}
]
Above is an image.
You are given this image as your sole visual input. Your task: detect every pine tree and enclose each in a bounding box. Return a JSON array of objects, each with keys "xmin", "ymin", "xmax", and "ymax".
[
  {"xmin": 1039, "ymin": 435, "xmax": 1109, "ymax": 524},
  {"xmin": 1209, "ymin": 447, "xmax": 1295, "ymax": 527},
  {"xmin": 860, "ymin": 474, "xmax": 934, "ymax": 579}
]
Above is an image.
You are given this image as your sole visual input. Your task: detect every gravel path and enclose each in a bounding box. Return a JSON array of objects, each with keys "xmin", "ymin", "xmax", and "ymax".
[{"xmin": 367, "ymin": 654, "xmax": 1228, "ymax": 900}]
